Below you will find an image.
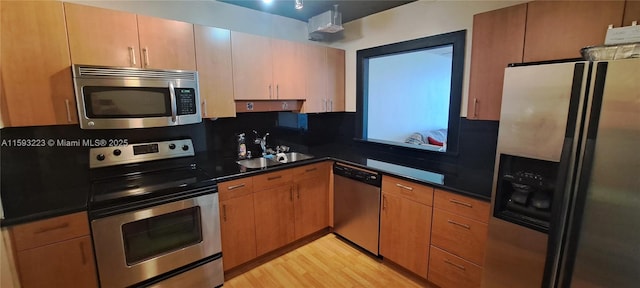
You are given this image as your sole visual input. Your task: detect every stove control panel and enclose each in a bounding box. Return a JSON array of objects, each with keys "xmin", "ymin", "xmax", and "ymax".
[{"xmin": 90, "ymin": 139, "xmax": 194, "ymax": 168}]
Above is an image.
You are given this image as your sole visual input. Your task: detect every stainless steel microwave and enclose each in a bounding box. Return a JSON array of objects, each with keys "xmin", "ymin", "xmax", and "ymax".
[{"xmin": 72, "ymin": 65, "xmax": 201, "ymax": 129}]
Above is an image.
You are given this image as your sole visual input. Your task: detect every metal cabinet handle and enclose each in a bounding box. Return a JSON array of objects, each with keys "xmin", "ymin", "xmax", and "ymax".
[
  {"xmin": 305, "ymin": 168, "xmax": 317, "ymax": 172},
  {"xmin": 222, "ymin": 204, "xmax": 227, "ymax": 222},
  {"xmin": 276, "ymin": 84, "xmax": 279, "ymax": 99},
  {"xmin": 449, "ymin": 199, "xmax": 473, "ymax": 208},
  {"xmin": 323, "ymin": 99, "xmax": 328, "ymax": 112},
  {"xmin": 79, "ymin": 241, "xmax": 87, "ymax": 265},
  {"xmin": 142, "ymin": 47, "xmax": 150, "ymax": 67},
  {"xmin": 128, "ymin": 46, "xmax": 137, "ymax": 66},
  {"xmin": 269, "ymin": 85, "xmax": 272, "ymax": 99},
  {"xmin": 396, "ymin": 183, "xmax": 414, "ymax": 191},
  {"xmin": 444, "ymin": 259, "xmax": 466, "ymax": 270},
  {"xmin": 473, "ymin": 98, "xmax": 478, "ymax": 118},
  {"xmin": 169, "ymin": 82, "xmax": 177, "ymax": 123},
  {"xmin": 382, "ymin": 195, "xmax": 387, "ymax": 210},
  {"xmin": 227, "ymin": 183, "xmax": 246, "ymax": 190},
  {"xmin": 35, "ymin": 223, "xmax": 69, "ymax": 234},
  {"xmin": 447, "ymin": 219, "xmax": 471, "ymax": 229},
  {"xmin": 268, "ymin": 175, "xmax": 282, "ymax": 181},
  {"xmin": 329, "ymin": 100, "xmax": 333, "ymax": 112},
  {"xmin": 64, "ymin": 99, "xmax": 72, "ymax": 123},
  {"xmin": 202, "ymin": 99, "xmax": 207, "ymax": 117},
  {"xmin": 289, "ymin": 187, "xmax": 293, "ymax": 202},
  {"xmin": 297, "ymin": 184, "xmax": 300, "ymax": 199}
]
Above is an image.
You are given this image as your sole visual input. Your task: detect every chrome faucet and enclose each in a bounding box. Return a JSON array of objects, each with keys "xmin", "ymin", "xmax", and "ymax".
[{"xmin": 253, "ymin": 130, "xmax": 270, "ymax": 156}]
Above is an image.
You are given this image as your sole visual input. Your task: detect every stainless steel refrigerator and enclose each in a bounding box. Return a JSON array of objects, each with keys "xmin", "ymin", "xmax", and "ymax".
[{"xmin": 482, "ymin": 58, "xmax": 639, "ymax": 288}]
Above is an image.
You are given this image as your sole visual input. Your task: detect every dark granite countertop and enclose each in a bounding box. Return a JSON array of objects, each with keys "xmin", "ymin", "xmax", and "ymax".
[{"xmin": 1, "ymin": 144, "xmax": 492, "ymax": 227}]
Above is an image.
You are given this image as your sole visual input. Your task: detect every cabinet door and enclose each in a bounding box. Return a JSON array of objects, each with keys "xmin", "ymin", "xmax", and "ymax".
[
  {"xmin": 16, "ymin": 236, "xmax": 98, "ymax": 288},
  {"xmin": 65, "ymin": 3, "xmax": 140, "ymax": 67},
  {"xmin": 524, "ymin": 0, "xmax": 625, "ymax": 62},
  {"xmin": 303, "ymin": 45, "xmax": 328, "ymax": 113},
  {"xmin": 326, "ymin": 48, "xmax": 345, "ymax": 112},
  {"xmin": 137, "ymin": 15, "xmax": 196, "ymax": 70},
  {"xmin": 1, "ymin": 1, "xmax": 77, "ymax": 127},
  {"xmin": 468, "ymin": 4, "xmax": 526, "ymax": 121},
  {"xmin": 272, "ymin": 39, "xmax": 306, "ymax": 100},
  {"xmin": 253, "ymin": 185, "xmax": 295, "ymax": 256},
  {"xmin": 293, "ymin": 165, "xmax": 329, "ymax": 239},
  {"xmin": 624, "ymin": 0, "xmax": 640, "ymax": 26},
  {"xmin": 231, "ymin": 32, "xmax": 273, "ymax": 100},
  {"xmin": 380, "ymin": 193, "xmax": 431, "ymax": 278},
  {"xmin": 219, "ymin": 194, "xmax": 257, "ymax": 271},
  {"xmin": 194, "ymin": 25, "xmax": 235, "ymax": 118}
]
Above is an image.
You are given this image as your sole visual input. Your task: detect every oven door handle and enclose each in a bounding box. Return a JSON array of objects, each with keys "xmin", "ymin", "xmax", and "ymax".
[{"xmin": 169, "ymin": 81, "xmax": 177, "ymax": 123}]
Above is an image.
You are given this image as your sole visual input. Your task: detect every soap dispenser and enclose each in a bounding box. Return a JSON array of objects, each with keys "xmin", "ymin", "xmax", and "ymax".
[{"xmin": 237, "ymin": 133, "xmax": 246, "ymax": 159}]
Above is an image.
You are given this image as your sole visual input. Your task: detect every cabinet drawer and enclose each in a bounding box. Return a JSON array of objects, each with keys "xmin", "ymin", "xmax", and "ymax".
[
  {"xmin": 219, "ymin": 177, "xmax": 253, "ymax": 201},
  {"xmin": 431, "ymin": 208, "xmax": 488, "ymax": 265},
  {"xmin": 428, "ymin": 246, "xmax": 482, "ymax": 288},
  {"xmin": 291, "ymin": 162, "xmax": 327, "ymax": 180},
  {"xmin": 253, "ymin": 170, "xmax": 292, "ymax": 191},
  {"xmin": 434, "ymin": 189, "xmax": 490, "ymax": 223},
  {"xmin": 382, "ymin": 176, "xmax": 433, "ymax": 206},
  {"xmin": 11, "ymin": 212, "xmax": 90, "ymax": 251}
]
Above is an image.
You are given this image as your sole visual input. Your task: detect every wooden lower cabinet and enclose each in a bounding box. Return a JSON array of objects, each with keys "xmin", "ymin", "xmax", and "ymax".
[
  {"xmin": 219, "ymin": 193, "xmax": 257, "ymax": 271},
  {"xmin": 253, "ymin": 184, "xmax": 296, "ymax": 256},
  {"xmin": 10, "ymin": 212, "xmax": 97, "ymax": 288},
  {"xmin": 380, "ymin": 192, "xmax": 432, "ymax": 278},
  {"xmin": 293, "ymin": 163, "xmax": 330, "ymax": 239},
  {"xmin": 428, "ymin": 246, "xmax": 483, "ymax": 288},
  {"xmin": 16, "ymin": 236, "xmax": 97, "ymax": 288}
]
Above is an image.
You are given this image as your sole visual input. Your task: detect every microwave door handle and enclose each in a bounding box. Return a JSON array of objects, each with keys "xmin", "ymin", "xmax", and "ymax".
[{"xmin": 169, "ymin": 82, "xmax": 177, "ymax": 123}]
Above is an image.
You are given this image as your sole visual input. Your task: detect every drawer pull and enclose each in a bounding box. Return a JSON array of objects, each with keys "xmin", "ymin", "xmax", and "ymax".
[
  {"xmin": 290, "ymin": 187, "xmax": 294, "ymax": 202},
  {"xmin": 35, "ymin": 223, "xmax": 69, "ymax": 234},
  {"xmin": 447, "ymin": 219, "xmax": 471, "ymax": 229},
  {"xmin": 227, "ymin": 183, "xmax": 246, "ymax": 190},
  {"xmin": 395, "ymin": 183, "xmax": 414, "ymax": 191},
  {"xmin": 444, "ymin": 259, "xmax": 466, "ymax": 270},
  {"xmin": 450, "ymin": 199, "xmax": 473, "ymax": 208},
  {"xmin": 79, "ymin": 241, "xmax": 87, "ymax": 265},
  {"xmin": 268, "ymin": 175, "xmax": 282, "ymax": 181},
  {"xmin": 305, "ymin": 168, "xmax": 318, "ymax": 172}
]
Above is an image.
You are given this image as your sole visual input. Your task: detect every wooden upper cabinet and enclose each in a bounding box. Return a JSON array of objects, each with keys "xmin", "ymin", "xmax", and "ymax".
[
  {"xmin": 65, "ymin": 3, "xmax": 196, "ymax": 70},
  {"xmin": 326, "ymin": 47, "xmax": 345, "ymax": 112},
  {"xmin": 624, "ymin": 0, "xmax": 640, "ymax": 26},
  {"xmin": 65, "ymin": 3, "xmax": 140, "ymax": 67},
  {"xmin": 468, "ymin": 4, "xmax": 526, "ymax": 121},
  {"xmin": 194, "ymin": 25, "xmax": 235, "ymax": 118},
  {"xmin": 304, "ymin": 44, "xmax": 329, "ymax": 113},
  {"xmin": 1, "ymin": 1, "xmax": 77, "ymax": 127},
  {"xmin": 137, "ymin": 15, "xmax": 196, "ymax": 70},
  {"xmin": 231, "ymin": 31, "xmax": 274, "ymax": 100},
  {"xmin": 523, "ymin": 0, "xmax": 625, "ymax": 62},
  {"xmin": 272, "ymin": 39, "xmax": 306, "ymax": 100}
]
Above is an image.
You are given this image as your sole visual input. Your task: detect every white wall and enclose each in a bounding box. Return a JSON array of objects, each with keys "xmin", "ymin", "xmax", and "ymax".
[
  {"xmin": 331, "ymin": 0, "xmax": 526, "ymax": 115},
  {"xmin": 67, "ymin": 0, "xmax": 312, "ymax": 43}
]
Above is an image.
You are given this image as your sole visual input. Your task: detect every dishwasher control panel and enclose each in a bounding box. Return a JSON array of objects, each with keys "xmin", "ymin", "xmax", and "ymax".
[{"xmin": 333, "ymin": 163, "xmax": 381, "ymax": 187}]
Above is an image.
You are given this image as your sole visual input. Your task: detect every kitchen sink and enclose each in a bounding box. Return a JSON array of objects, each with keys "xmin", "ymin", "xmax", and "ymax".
[
  {"xmin": 236, "ymin": 152, "xmax": 314, "ymax": 168},
  {"xmin": 236, "ymin": 157, "xmax": 280, "ymax": 169},
  {"xmin": 274, "ymin": 152, "xmax": 314, "ymax": 163}
]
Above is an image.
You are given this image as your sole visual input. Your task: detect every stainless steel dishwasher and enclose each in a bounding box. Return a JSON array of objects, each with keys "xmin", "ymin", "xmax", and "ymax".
[{"xmin": 333, "ymin": 163, "xmax": 382, "ymax": 255}]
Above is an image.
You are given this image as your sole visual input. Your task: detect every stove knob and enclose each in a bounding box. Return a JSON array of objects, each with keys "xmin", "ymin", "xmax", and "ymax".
[
  {"xmin": 96, "ymin": 154, "xmax": 106, "ymax": 161},
  {"xmin": 169, "ymin": 143, "xmax": 176, "ymax": 150},
  {"xmin": 113, "ymin": 149, "xmax": 121, "ymax": 156},
  {"xmin": 182, "ymin": 145, "xmax": 189, "ymax": 151}
]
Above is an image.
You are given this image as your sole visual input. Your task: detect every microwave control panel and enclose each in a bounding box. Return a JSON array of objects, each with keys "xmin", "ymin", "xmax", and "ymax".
[{"xmin": 176, "ymin": 88, "xmax": 197, "ymax": 115}]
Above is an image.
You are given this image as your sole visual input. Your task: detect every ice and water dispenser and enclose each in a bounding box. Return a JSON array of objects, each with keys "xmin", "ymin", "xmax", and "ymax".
[{"xmin": 494, "ymin": 154, "xmax": 559, "ymax": 233}]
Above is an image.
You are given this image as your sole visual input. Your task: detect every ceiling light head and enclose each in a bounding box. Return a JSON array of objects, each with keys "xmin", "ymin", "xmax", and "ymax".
[
  {"xmin": 262, "ymin": 0, "xmax": 272, "ymax": 4},
  {"xmin": 295, "ymin": 0, "xmax": 303, "ymax": 10}
]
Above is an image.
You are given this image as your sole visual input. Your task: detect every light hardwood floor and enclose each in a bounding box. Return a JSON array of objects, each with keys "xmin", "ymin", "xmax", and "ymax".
[{"xmin": 224, "ymin": 234, "xmax": 431, "ymax": 287}]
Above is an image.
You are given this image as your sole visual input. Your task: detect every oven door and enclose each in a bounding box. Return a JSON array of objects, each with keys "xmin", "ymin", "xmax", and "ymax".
[{"xmin": 91, "ymin": 192, "xmax": 221, "ymax": 288}]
